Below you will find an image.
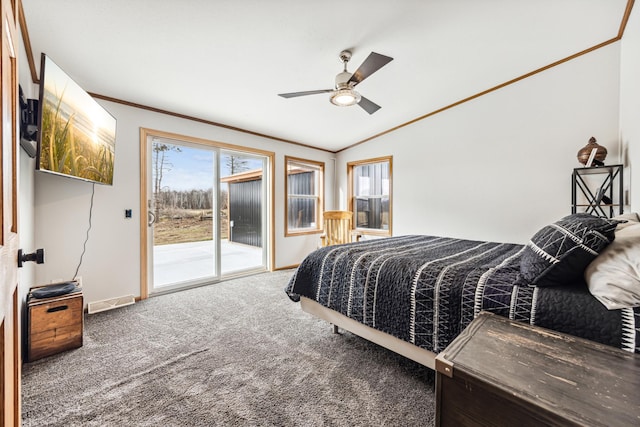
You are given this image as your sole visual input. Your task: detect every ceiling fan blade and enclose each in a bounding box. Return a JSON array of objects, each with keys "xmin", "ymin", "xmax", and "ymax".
[
  {"xmin": 278, "ymin": 89, "xmax": 333, "ymax": 98},
  {"xmin": 348, "ymin": 52, "xmax": 393, "ymax": 86},
  {"xmin": 357, "ymin": 96, "xmax": 381, "ymax": 114}
]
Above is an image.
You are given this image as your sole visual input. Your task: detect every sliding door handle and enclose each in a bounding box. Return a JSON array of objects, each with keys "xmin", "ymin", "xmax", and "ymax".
[{"xmin": 148, "ymin": 211, "xmax": 156, "ymax": 227}]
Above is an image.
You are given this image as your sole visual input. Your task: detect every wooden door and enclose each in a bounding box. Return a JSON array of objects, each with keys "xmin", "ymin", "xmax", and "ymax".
[{"xmin": 0, "ymin": 0, "xmax": 20, "ymax": 425}]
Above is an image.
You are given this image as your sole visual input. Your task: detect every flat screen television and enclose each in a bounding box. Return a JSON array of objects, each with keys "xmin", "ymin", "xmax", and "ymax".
[{"xmin": 36, "ymin": 53, "xmax": 116, "ymax": 185}]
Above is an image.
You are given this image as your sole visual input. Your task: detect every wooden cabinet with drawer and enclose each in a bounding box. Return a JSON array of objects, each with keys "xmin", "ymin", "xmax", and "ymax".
[
  {"xmin": 27, "ymin": 291, "xmax": 83, "ymax": 361},
  {"xmin": 435, "ymin": 311, "xmax": 640, "ymax": 427}
]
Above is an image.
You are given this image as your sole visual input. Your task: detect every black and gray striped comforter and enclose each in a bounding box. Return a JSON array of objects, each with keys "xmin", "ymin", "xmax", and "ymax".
[{"xmin": 286, "ymin": 235, "xmax": 640, "ymax": 354}]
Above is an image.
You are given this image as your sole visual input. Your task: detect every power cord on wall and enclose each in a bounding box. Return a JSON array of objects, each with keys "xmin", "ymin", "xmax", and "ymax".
[{"xmin": 73, "ymin": 183, "xmax": 95, "ymax": 280}]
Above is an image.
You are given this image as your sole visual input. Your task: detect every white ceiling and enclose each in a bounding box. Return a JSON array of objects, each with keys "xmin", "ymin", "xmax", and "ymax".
[{"xmin": 21, "ymin": 0, "xmax": 629, "ymax": 152}]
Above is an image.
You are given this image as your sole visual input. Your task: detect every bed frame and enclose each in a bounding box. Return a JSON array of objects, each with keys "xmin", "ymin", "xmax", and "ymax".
[{"xmin": 300, "ymin": 297, "xmax": 437, "ymax": 369}]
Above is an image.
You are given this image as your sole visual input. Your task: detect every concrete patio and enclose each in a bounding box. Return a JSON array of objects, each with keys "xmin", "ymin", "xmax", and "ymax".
[{"xmin": 153, "ymin": 239, "xmax": 264, "ymax": 287}]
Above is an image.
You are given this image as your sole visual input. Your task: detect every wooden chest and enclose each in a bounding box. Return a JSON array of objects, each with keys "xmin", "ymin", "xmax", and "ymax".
[
  {"xmin": 435, "ymin": 312, "xmax": 640, "ymax": 427},
  {"xmin": 27, "ymin": 291, "xmax": 83, "ymax": 361}
]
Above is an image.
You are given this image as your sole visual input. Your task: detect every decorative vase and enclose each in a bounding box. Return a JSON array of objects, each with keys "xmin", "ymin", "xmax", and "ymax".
[{"xmin": 577, "ymin": 136, "xmax": 607, "ymax": 166}]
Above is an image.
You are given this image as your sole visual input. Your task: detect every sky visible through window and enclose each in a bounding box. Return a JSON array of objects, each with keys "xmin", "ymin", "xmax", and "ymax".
[{"xmin": 158, "ymin": 145, "xmax": 263, "ymax": 191}]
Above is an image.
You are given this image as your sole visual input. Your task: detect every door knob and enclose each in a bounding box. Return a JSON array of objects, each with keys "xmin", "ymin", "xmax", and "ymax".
[{"xmin": 18, "ymin": 248, "xmax": 45, "ymax": 268}]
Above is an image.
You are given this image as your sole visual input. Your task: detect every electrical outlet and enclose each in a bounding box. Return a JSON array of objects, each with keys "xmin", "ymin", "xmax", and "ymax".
[
  {"xmin": 75, "ymin": 276, "xmax": 83, "ymax": 287},
  {"xmin": 125, "ymin": 209, "xmax": 132, "ymax": 218}
]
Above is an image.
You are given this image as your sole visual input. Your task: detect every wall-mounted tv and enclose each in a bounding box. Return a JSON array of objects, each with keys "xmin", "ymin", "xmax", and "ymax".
[{"xmin": 37, "ymin": 53, "xmax": 116, "ymax": 185}]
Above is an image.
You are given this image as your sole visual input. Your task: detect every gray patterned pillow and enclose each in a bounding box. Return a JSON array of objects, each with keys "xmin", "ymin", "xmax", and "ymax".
[{"xmin": 520, "ymin": 213, "xmax": 619, "ymax": 287}]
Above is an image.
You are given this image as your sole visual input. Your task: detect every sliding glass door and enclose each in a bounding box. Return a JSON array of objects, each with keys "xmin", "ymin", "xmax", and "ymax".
[
  {"xmin": 219, "ymin": 150, "xmax": 266, "ymax": 275},
  {"xmin": 143, "ymin": 132, "xmax": 269, "ymax": 295},
  {"xmin": 149, "ymin": 139, "xmax": 218, "ymax": 290}
]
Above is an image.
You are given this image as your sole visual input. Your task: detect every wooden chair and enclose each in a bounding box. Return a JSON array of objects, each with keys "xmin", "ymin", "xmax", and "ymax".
[{"xmin": 320, "ymin": 211, "xmax": 356, "ymax": 246}]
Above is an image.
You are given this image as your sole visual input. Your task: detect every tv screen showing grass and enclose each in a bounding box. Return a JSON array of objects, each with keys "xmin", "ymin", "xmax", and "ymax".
[{"xmin": 37, "ymin": 54, "xmax": 116, "ymax": 185}]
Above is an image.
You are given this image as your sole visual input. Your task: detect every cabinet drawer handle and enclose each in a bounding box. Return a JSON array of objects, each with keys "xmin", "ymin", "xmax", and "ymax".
[{"xmin": 47, "ymin": 305, "xmax": 68, "ymax": 313}]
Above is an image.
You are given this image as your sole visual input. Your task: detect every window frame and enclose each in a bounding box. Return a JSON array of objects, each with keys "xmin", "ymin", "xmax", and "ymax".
[
  {"xmin": 347, "ymin": 156, "xmax": 393, "ymax": 236},
  {"xmin": 284, "ymin": 156, "xmax": 324, "ymax": 236}
]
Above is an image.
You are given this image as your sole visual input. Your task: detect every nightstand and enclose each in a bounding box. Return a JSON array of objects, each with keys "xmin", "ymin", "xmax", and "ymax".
[
  {"xmin": 27, "ymin": 289, "xmax": 84, "ymax": 362},
  {"xmin": 571, "ymin": 164, "xmax": 623, "ymax": 218}
]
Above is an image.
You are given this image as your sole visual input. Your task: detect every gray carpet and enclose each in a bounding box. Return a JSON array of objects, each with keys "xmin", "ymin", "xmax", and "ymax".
[{"xmin": 22, "ymin": 270, "xmax": 435, "ymax": 426}]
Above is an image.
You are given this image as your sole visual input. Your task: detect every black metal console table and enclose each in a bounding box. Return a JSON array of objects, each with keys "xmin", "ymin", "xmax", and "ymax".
[{"xmin": 571, "ymin": 164, "xmax": 623, "ymax": 218}]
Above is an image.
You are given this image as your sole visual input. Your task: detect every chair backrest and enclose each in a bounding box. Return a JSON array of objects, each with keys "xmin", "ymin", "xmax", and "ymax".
[{"xmin": 321, "ymin": 211, "xmax": 353, "ymax": 246}]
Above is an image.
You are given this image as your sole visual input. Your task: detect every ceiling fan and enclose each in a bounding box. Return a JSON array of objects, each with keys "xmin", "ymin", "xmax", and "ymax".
[{"xmin": 278, "ymin": 50, "xmax": 393, "ymax": 114}]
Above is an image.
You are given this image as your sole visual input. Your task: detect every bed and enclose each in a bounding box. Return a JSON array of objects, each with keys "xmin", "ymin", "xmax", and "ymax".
[{"xmin": 286, "ymin": 213, "xmax": 640, "ymax": 368}]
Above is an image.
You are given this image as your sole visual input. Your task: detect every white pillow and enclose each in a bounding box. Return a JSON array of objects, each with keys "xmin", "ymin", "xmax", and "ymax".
[
  {"xmin": 613, "ymin": 212, "xmax": 640, "ymax": 231},
  {"xmin": 585, "ymin": 222, "xmax": 640, "ymax": 310}
]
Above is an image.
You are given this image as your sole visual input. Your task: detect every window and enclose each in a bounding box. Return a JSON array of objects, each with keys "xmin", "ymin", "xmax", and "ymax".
[
  {"xmin": 348, "ymin": 156, "xmax": 392, "ymax": 235},
  {"xmin": 285, "ymin": 156, "xmax": 324, "ymax": 235}
]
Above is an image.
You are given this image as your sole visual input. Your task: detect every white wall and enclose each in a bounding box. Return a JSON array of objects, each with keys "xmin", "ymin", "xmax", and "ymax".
[
  {"xmin": 620, "ymin": 5, "xmax": 640, "ymax": 213},
  {"xmin": 337, "ymin": 44, "xmax": 622, "ymax": 244},
  {"xmin": 18, "ymin": 23, "xmax": 37, "ymax": 300},
  {"xmin": 34, "ymin": 100, "xmax": 334, "ymax": 305}
]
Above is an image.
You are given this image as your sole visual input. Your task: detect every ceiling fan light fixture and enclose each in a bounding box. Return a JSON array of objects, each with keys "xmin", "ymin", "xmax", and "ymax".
[{"xmin": 330, "ymin": 88, "xmax": 361, "ymax": 107}]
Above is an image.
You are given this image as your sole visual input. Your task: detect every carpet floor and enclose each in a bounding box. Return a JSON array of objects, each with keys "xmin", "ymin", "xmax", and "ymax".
[{"xmin": 22, "ymin": 270, "xmax": 435, "ymax": 426}]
